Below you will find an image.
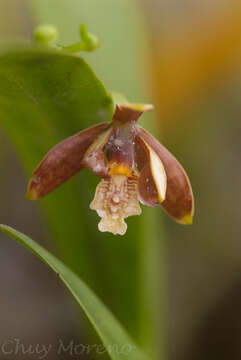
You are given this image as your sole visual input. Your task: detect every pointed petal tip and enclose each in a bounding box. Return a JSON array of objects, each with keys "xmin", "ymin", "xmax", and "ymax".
[
  {"xmin": 178, "ymin": 212, "xmax": 194, "ymax": 225},
  {"xmin": 25, "ymin": 190, "xmax": 38, "ymax": 200},
  {"xmin": 158, "ymin": 193, "xmax": 166, "ymax": 204},
  {"xmin": 25, "ymin": 180, "xmax": 39, "ymax": 200}
]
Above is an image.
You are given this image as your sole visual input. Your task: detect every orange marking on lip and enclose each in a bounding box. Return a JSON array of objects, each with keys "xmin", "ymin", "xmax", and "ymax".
[{"xmin": 108, "ymin": 161, "xmax": 132, "ymax": 177}]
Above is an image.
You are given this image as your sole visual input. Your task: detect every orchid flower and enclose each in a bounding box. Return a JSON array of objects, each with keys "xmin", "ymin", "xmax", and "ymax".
[{"xmin": 26, "ymin": 103, "xmax": 194, "ymax": 235}]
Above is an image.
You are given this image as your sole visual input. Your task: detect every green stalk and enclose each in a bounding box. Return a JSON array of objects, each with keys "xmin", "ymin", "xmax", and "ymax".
[{"xmin": 140, "ymin": 208, "xmax": 166, "ymax": 359}]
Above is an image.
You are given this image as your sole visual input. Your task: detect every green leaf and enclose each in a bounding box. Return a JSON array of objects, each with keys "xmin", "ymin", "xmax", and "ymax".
[
  {"xmin": 0, "ymin": 224, "xmax": 148, "ymax": 360},
  {"xmin": 0, "ymin": 45, "xmax": 114, "ymax": 282}
]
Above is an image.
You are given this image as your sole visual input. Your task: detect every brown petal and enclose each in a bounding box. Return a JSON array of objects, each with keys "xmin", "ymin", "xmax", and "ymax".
[
  {"xmin": 137, "ymin": 126, "xmax": 194, "ymax": 224},
  {"xmin": 135, "ymin": 136, "xmax": 167, "ymax": 206},
  {"xmin": 26, "ymin": 122, "xmax": 110, "ymax": 199}
]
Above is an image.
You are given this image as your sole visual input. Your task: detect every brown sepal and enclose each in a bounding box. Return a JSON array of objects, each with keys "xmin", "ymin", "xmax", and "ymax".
[
  {"xmin": 137, "ymin": 126, "xmax": 194, "ymax": 224},
  {"xmin": 26, "ymin": 122, "xmax": 110, "ymax": 199}
]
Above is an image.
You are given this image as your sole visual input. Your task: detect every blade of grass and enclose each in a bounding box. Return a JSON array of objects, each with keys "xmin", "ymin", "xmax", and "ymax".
[{"xmin": 0, "ymin": 224, "xmax": 148, "ymax": 360}]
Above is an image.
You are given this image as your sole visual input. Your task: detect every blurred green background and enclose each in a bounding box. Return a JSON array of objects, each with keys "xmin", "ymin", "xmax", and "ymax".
[{"xmin": 0, "ymin": 0, "xmax": 241, "ymax": 359}]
